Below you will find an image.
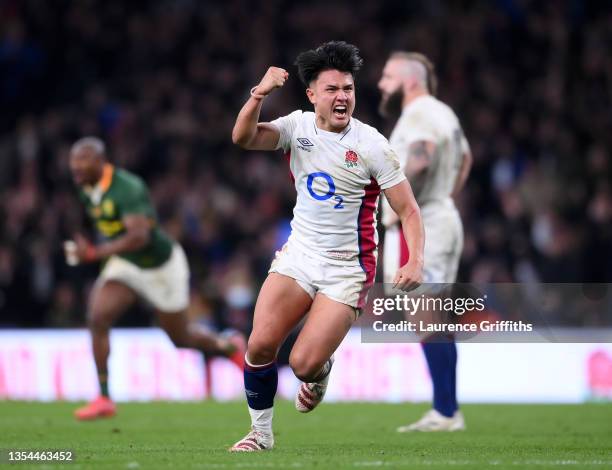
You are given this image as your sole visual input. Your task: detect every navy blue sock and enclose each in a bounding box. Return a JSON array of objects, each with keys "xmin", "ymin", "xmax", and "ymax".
[
  {"xmin": 244, "ymin": 361, "xmax": 278, "ymax": 410},
  {"xmin": 448, "ymin": 341, "xmax": 458, "ymax": 412},
  {"xmin": 422, "ymin": 340, "xmax": 457, "ymax": 417}
]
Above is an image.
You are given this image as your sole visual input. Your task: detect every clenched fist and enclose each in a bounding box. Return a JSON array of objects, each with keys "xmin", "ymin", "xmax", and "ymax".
[
  {"xmin": 393, "ymin": 258, "xmax": 423, "ymax": 292},
  {"xmin": 253, "ymin": 67, "xmax": 289, "ymax": 97}
]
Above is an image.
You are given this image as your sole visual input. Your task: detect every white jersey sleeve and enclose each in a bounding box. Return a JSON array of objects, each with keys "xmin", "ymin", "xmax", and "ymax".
[
  {"xmin": 460, "ymin": 131, "xmax": 471, "ymax": 156},
  {"xmin": 270, "ymin": 110, "xmax": 303, "ymax": 152},
  {"xmin": 364, "ymin": 136, "xmax": 406, "ymax": 190}
]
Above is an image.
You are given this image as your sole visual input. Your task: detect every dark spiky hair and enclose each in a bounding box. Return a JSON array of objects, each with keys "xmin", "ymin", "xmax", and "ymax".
[{"xmin": 294, "ymin": 41, "xmax": 363, "ymax": 86}]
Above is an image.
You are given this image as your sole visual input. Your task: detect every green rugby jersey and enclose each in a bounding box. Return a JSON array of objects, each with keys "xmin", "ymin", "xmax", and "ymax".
[{"xmin": 79, "ymin": 164, "xmax": 173, "ymax": 268}]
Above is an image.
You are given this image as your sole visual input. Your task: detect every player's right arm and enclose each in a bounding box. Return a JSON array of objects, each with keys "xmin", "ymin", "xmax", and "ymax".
[
  {"xmin": 450, "ymin": 133, "xmax": 472, "ymax": 197},
  {"xmin": 83, "ymin": 215, "xmax": 151, "ymax": 260},
  {"xmin": 66, "ymin": 177, "xmax": 155, "ymax": 264},
  {"xmin": 232, "ymin": 67, "xmax": 289, "ymax": 150},
  {"xmin": 404, "ymin": 140, "xmax": 436, "ymax": 196},
  {"xmin": 68, "ymin": 215, "xmax": 151, "ymax": 264}
]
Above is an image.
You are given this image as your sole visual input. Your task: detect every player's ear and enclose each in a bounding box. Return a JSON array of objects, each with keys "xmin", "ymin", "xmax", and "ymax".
[
  {"xmin": 405, "ymin": 75, "xmax": 417, "ymax": 93},
  {"xmin": 306, "ymin": 88, "xmax": 316, "ymax": 105}
]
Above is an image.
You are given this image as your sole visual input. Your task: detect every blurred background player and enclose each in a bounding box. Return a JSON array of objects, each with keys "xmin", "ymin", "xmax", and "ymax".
[
  {"xmin": 378, "ymin": 52, "xmax": 472, "ymax": 432},
  {"xmin": 67, "ymin": 137, "xmax": 245, "ymax": 420},
  {"xmin": 229, "ymin": 41, "xmax": 424, "ymax": 451}
]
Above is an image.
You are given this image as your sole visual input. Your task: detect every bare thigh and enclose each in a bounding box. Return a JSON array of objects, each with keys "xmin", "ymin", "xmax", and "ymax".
[
  {"xmin": 156, "ymin": 309, "xmax": 189, "ymax": 345},
  {"xmin": 289, "ymin": 293, "xmax": 356, "ymax": 380},
  {"xmin": 89, "ymin": 280, "xmax": 137, "ymax": 329},
  {"xmin": 248, "ymin": 273, "xmax": 313, "ymax": 364}
]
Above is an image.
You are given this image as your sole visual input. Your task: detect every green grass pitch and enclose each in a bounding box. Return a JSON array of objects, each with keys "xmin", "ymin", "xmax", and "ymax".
[{"xmin": 1, "ymin": 401, "xmax": 611, "ymax": 469}]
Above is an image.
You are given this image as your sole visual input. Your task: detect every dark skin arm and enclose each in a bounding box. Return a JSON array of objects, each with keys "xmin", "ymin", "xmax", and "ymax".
[{"xmin": 74, "ymin": 214, "xmax": 151, "ymax": 262}]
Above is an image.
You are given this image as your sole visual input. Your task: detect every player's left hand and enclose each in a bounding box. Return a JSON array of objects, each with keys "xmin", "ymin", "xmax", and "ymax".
[
  {"xmin": 393, "ymin": 258, "xmax": 423, "ymax": 291},
  {"xmin": 73, "ymin": 234, "xmax": 98, "ymax": 263}
]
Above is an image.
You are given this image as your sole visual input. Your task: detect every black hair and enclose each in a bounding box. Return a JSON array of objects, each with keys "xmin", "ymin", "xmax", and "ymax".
[{"xmin": 294, "ymin": 41, "xmax": 363, "ymax": 86}]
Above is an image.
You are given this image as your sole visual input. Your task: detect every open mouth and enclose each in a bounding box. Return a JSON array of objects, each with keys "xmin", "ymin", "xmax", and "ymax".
[{"xmin": 333, "ymin": 105, "xmax": 347, "ymax": 119}]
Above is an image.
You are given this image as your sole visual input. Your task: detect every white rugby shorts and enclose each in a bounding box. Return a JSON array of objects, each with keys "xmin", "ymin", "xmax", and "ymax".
[
  {"xmin": 96, "ymin": 243, "xmax": 190, "ymax": 312},
  {"xmin": 269, "ymin": 242, "xmax": 373, "ymax": 310},
  {"xmin": 384, "ymin": 198, "xmax": 463, "ymax": 284}
]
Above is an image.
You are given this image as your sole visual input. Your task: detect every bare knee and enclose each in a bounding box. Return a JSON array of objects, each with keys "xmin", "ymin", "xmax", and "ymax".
[
  {"xmin": 88, "ymin": 309, "xmax": 113, "ymax": 334},
  {"xmin": 247, "ymin": 336, "xmax": 279, "ymax": 365},
  {"xmin": 88, "ymin": 282, "xmax": 134, "ymax": 334},
  {"xmin": 289, "ymin": 349, "xmax": 324, "ymax": 382}
]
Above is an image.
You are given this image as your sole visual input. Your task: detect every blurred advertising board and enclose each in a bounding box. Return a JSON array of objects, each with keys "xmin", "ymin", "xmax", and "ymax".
[{"xmin": 0, "ymin": 329, "xmax": 610, "ymax": 403}]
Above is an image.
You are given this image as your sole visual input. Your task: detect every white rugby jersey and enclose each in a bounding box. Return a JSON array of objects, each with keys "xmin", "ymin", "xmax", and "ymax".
[
  {"xmin": 270, "ymin": 110, "xmax": 405, "ymax": 275},
  {"xmin": 381, "ymin": 95, "xmax": 470, "ymax": 227}
]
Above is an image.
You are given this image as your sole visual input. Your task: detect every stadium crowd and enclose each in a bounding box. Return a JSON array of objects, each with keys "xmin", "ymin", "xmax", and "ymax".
[{"xmin": 0, "ymin": 0, "xmax": 611, "ymax": 329}]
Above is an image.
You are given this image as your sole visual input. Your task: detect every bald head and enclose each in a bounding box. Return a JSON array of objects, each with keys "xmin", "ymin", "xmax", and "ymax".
[
  {"xmin": 69, "ymin": 136, "xmax": 107, "ymax": 186},
  {"xmin": 406, "ymin": 60, "xmax": 428, "ymax": 89},
  {"xmin": 388, "ymin": 51, "xmax": 437, "ymax": 96},
  {"xmin": 378, "ymin": 52, "xmax": 438, "ymax": 117},
  {"xmin": 71, "ymin": 136, "xmax": 106, "ymax": 158}
]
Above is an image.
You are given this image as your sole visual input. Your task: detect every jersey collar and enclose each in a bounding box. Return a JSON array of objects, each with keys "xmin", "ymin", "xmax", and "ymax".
[
  {"xmin": 403, "ymin": 94, "xmax": 431, "ymax": 114},
  {"xmin": 313, "ymin": 117, "xmax": 353, "ymax": 141},
  {"xmin": 84, "ymin": 164, "xmax": 114, "ymax": 205}
]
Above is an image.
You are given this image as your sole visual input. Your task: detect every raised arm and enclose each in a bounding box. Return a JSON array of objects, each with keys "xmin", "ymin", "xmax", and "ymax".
[
  {"xmin": 232, "ymin": 67, "xmax": 289, "ymax": 150},
  {"xmin": 383, "ymin": 180, "xmax": 424, "ymax": 291}
]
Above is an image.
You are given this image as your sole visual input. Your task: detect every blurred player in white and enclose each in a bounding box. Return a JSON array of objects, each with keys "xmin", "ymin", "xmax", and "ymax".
[
  {"xmin": 229, "ymin": 41, "xmax": 424, "ymax": 451},
  {"xmin": 378, "ymin": 52, "xmax": 472, "ymax": 432}
]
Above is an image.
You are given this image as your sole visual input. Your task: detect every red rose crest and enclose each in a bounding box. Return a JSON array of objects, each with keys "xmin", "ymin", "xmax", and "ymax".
[{"xmin": 345, "ymin": 150, "xmax": 359, "ymax": 168}]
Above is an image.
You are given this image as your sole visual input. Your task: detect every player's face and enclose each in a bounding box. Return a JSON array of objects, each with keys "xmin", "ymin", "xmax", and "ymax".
[
  {"xmin": 307, "ymin": 69, "xmax": 355, "ymax": 132},
  {"xmin": 69, "ymin": 146, "xmax": 104, "ymax": 186},
  {"xmin": 378, "ymin": 59, "xmax": 405, "ymax": 117}
]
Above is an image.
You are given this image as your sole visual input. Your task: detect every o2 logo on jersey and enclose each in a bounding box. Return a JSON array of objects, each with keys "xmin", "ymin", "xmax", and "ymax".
[{"xmin": 306, "ymin": 172, "xmax": 344, "ymax": 209}]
